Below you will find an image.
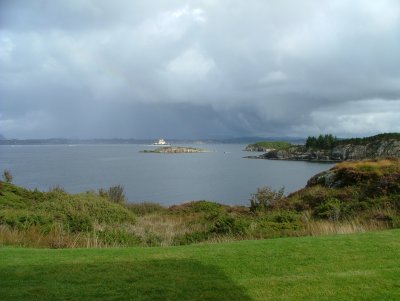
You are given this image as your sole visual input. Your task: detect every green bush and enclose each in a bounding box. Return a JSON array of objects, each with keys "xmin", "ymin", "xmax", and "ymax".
[
  {"xmin": 36, "ymin": 194, "xmax": 136, "ymax": 225},
  {"xmin": 97, "ymin": 229, "xmax": 141, "ymax": 246},
  {"xmin": 254, "ymin": 211, "xmax": 303, "ymax": 235},
  {"xmin": 314, "ymin": 198, "xmax": 342, "ymax": 220},
  {"xmin": 67, "ymin": 213, "xmax": 93, "ymax": 233},
  {"xmin": 0, "ymin": 209, "xmax": 52, "ymax": 230},
  {"xmin": 269, "ymin": 211, "xmax": 299, "ymax": 223},
  {"xmin": 250, "ymin": 186, "xmax": 285, "ymax": 212},
  {"xmin": 169, "ymin": 201, "xmax": 224, "ymax": 216},
  {"xmin": 210, "ymin": 215, "xmax": 248, "ymax": 235}
]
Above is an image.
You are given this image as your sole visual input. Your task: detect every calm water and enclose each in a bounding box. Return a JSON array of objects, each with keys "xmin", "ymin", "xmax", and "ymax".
[{"xmin": 0, "ymin": 144, "xmax": 333, "ymax": 206}]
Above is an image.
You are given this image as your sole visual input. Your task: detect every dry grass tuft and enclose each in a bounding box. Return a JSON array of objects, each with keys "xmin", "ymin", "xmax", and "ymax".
[
  {"xmin": 336, "ymin": 158, "xmax": 398, "ymax": 171},
  {"xmin": 304, "ymin": 219, "xmax": 388, "ymax": 236},
  {"xmin": 132, "ymin": 213, "xmax": 208, "ymax": 246}
]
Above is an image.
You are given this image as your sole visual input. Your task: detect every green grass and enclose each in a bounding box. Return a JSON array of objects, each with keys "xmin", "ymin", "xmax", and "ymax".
[{"xmin": 1, "ymin": 229, "xmax": 399, "ymax": 300}]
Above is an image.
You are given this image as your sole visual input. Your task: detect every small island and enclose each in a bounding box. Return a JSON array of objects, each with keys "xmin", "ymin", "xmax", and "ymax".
[{"xmin": 141, "ymin": 146, "xmax": 208, "ymax": 153}]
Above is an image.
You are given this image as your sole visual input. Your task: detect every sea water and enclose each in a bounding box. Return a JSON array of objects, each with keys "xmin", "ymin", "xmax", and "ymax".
[{"xmin": 0, "ymin": 144, "xmax": 333, "ymax": 206}]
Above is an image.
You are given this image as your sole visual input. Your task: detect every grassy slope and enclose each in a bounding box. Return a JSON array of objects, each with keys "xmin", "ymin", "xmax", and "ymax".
[
  {"xmin": 1, "ymin": 229, "xmax": 399, "ymax": 301},
  {"xmin": 245, "ymin": 141, "xmax": 292, "ymax": 150}
]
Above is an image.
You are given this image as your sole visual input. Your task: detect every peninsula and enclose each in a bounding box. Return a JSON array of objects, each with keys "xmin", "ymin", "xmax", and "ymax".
[{"xmin": 245, "ymin": 133, "xmax": 400, "ymax": 162}]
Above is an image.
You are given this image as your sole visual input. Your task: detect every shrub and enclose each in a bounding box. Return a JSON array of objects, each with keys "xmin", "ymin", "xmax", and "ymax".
[
  {"xmin": 108, "ymin": 185, "xmax": 126, "ymax": 204},
  {"xmin": 269, "ymin": 211, "xmax": 300, "ymax": 223},
  {"xmin": 0, "ymin": 209, "xmax": 52, "ymax": 230},
  {"xmin": 210, "ymin": 215, "xmax": 248, "ymax": 235},
  {"xmin": 169, "ymin": 201, "xmax": 223, "ymax": 215},
  {"xmin": 250, "ymin": 186, "xmax": 285, "ymax": 212},
  {"xmin": 67, "ymin": 213, "xmax": 93, "ymax": 233},
  {"xmin": 3, "ymin": 170, "xmax": 13, "ymax": 183},
  {"xmin": 253, "ymin": 211, "xmax": 303, "ymax": 237},
  {"xmin": 97, "ymin": 229, "xmax": 141, "ymax": 246},
  {"xmin": 98, "ymin": 188, "xmax": 108, "ymax": 198},
  {"xmin": 314, "ymin": 198, "xmax": 342, "ymax": 220}
]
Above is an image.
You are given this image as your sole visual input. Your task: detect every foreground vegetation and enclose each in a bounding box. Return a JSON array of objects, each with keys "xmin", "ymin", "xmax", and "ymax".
[
  {"xmin": 1, "ymin": 230, "xmax": 399, "ymax": 300},
  {"xmin": 1, "ymin": 158, "xmax": 400, "ymax": 248}
]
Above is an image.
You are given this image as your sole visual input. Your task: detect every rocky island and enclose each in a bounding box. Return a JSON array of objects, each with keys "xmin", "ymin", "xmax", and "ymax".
[
  {"xmin": 245, "ymin": 133, "xmax": 400, "ymax": 162},
  {"xmin": 141, "ymin": 146, "xmax": 208, "ymax": 153}
]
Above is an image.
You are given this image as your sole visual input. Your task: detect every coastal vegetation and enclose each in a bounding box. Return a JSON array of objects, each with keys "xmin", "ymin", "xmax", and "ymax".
[
  {"xmin": 244, "ymin": 141, "xmax": 292, "ymax": 152},
  {"xmin": 248, "ymin": 133, "xmax": 400, "ymax": 162},
  {"xmin": 305, "ymin": 134, "xmax": 338, "ymax": 149},
  {"xmin": 305, "ymin": 133, "xmax": 400, "ymax": 149},
  {"xmin": 1, "ymin": 158, "xmax": 399, "ymax": 248}
]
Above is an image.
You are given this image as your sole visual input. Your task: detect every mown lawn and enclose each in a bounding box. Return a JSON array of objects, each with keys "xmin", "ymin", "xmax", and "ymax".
[{"xmin": 1, "ymin": 229, "xmax": 399, "ymax": 301}]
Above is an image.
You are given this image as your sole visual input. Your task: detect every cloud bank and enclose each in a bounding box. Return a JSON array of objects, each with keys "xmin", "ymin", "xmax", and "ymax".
[{"xmin": 1, "ymin": 0, "xmax": 400, "ymax": 139}]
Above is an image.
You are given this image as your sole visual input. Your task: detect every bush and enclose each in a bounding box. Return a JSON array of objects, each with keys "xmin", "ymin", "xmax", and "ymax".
[
  {"xmin": 253, "ymin": 211, "xmax": 303, "ymax": 237},
  {"xmin": 3, "ymin": 170, "xmax": 13, "ymax": 183},
  {"xmin": 67, "ymin": 213, "xmax": 93, "ymax": 233},
  {"xmin": 108, "ymin": 185, "xmax": 126, "ymax": 204},
  {"xmin": 250, "ymin": 186, "xmax": 285, "ymax": 212},
  {"xmin": 314, "ymin": 198, "xmax": 342, "ymax": 220},
  {"xmin": 0, "ymin": 209, "xmax": 52, "ymax": 230},
  {"xmin": 97, "ymin": 229, "xmax": 141, "ymax": 246},
  {"xmin": 169, "ymin": 201, "xmax": 223, "ymax": 215},
  {"xmin": 210, "ymin": 215, "xmax": 248, "ymax": 235}
]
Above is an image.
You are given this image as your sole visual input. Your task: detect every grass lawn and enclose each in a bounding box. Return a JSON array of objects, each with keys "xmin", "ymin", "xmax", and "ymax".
[{"xmin": 1, "ymin": 229, "xmax": 399, "ymax": 300}]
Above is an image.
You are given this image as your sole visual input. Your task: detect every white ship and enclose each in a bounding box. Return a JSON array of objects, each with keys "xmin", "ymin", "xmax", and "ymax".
[{"xmin": 153, "ymin": 138, "xmax": 170, "ymax": 146}]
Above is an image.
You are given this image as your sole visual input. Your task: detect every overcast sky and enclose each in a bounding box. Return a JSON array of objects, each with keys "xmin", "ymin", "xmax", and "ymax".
[{"xmin": 1, "ymin": 0, "xmax": 400, "ymax": 139}]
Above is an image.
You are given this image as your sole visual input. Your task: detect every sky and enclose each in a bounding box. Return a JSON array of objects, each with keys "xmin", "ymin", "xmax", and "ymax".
[{"xmin": 1, "ymin": 0, "xmax": 400, "ymax": 139}]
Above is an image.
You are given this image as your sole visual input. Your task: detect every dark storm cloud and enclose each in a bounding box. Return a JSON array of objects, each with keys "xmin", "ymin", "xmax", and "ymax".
[{"xmin": 1, "ymin": 0, "xmax": 400, "ymax": 139}]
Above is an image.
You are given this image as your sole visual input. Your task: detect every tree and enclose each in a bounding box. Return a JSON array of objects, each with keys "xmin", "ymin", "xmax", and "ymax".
[{"xmin": 306, "ymin": 134, "xmax": 338, "ymax": 149}]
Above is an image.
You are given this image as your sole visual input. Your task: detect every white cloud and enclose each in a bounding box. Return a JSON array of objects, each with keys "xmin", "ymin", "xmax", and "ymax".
[
  {"xmin": 1, "ymin": 0, "xmax": 400, "ymax": 138},
  {"xmin": 137, "ymin": 5, "xmax": 206, "ymax": 39}
]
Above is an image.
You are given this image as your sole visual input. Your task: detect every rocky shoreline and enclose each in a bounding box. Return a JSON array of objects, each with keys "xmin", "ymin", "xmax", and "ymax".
[
  {"xmin": 245, "ymin": 139, "xmax": 400, "ymax": 162},
  {"xmin": 141, "ymin": 146, "xmax": 208, "ymax": 153}
]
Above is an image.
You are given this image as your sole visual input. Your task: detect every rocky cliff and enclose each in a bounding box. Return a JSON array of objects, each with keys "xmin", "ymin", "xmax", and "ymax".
[{"xmin": 253, "ymin": 139, "xmax": 400, "ymax": 162}]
